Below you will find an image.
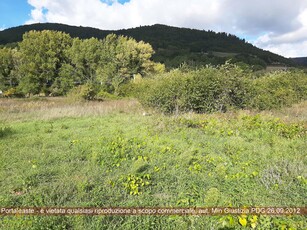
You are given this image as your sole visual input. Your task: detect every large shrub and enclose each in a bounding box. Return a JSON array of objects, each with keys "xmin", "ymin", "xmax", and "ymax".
[
  {"xmin": 134, "ymin": 71, "xmax": 184, "ymax": 114},
  {"xmin": 250, "ymin": 70, "xmax": 307, "ymax": 110},
  {"xmin": 134, "ymin": 65, "xmax": 307, "ymax": 114},
  {"xmin": 181, "ymin": 65, "xmax": 252, "ymax": 112},
  {"xmin": 67, "ymin": 83, "xmax": 98, "ymax": 101},
  {"xmin": 134, "ymin": 64, "xmax": 252, "ymax": 114}
]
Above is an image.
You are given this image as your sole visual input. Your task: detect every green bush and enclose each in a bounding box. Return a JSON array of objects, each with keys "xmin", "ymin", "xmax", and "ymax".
[
  {"xmin": 67, "ymin": 83, "xmax": 98, "ymax": 101},
  {"xmin": 181, "ymin": 65, "xmax": 252, "ymax": 112},
  {"xmin": 116, "ymin": 81, "xmax": 137, "ymax": 97},
  {"xmin": 134, "ymin": 64, "xmax": 252, "ymax": 114},
  {"xmin": 133, "ymin": 65, "xmax": 307, "ymax": 114},
  {"xmin": 96, "ymin": 90, "xmax": 120, "ymax": 100},
  {"xmin": 250, "ymin": 70, "xmax": 307, "ymax": 110},
  {"xmin": 3, "ymin": 88, "xmax": 25, "ymax": 98},
  {"xmin": 135, "ymin": 70, "xmax": 185, "ymax": 114}
]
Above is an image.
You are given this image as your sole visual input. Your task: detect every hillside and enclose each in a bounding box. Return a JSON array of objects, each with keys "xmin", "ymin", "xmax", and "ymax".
[
  {"xmin": 291, "ymin": 57, "xmax": 307, "ymax": 66},
  {"xmin": 0, "ymin": 23, "xmax": 296, "ymax": 68}
]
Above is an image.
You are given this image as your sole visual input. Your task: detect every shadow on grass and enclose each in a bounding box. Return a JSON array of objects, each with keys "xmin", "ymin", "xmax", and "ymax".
[{"xmin": 0, "ymin": 126, "xmax": 13, "ymax": 138}]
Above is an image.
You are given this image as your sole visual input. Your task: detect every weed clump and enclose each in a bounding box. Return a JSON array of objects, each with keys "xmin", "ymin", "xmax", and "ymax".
[{"xmin": 0, "ymin": 126, "xmax": 13, "ymax": 138}]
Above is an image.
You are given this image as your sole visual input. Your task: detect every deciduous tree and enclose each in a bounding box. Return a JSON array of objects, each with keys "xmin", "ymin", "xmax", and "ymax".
[
  {"xmin": 17, "ymin": 30, "xmax": 72, "ymax": 95},
  {"xmin": 0, "ymin": 47, "xmax": 18, "ymax": 90}
]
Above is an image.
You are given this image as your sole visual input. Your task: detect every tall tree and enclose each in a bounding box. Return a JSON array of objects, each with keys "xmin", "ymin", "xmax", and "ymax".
[
  {"xmin": 100, "ymin": 34, "xmax": 164, "ymax": 93},
  {"xmin": 17, "ymin": 30, "xmax": 72, "ymax": 95},
  {"xmin": 67, "ymin": 37, "xmax": 104, "ymax": 84},
  {"xmin": 0, "ymin": 47, "xmax": 19, "ymax": 90},
  {"xmin": 67, "ymin": 34, "xmax": 164, "ymax": 94}
]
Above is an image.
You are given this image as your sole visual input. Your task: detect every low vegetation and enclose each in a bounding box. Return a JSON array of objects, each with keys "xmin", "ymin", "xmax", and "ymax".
[{"xmin": 0, "ymin": 97, "xmax": 306, "ymax": 229}]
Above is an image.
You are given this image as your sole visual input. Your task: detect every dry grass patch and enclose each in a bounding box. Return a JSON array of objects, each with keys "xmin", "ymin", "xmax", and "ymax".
[
  {"xmin": 0, "ymin": 97, "xmax": 141, "ymax": 122},
  {"xmin": 267, "ymin": 100, "xmax": 307, "ymax": 124}
]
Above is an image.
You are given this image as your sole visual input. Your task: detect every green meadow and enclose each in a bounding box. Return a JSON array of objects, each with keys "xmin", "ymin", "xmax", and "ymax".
[{"xmin": 0, "ymin": 98, "xmax": 306, "ymax": 229}]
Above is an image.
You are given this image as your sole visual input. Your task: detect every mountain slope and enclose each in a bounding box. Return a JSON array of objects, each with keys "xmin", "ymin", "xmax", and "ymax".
[
  {"xmin": 0, "ymin": 23, "xmax": 295, "ymax": 68},
  {"xmin": 291, "ymin": 57, "xmax": 307, "ymax": 66}
]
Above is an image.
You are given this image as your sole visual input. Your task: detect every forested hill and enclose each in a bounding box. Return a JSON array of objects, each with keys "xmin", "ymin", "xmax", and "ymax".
[
  {"xmin": 0, "ymin": 23, "xmax": 295, "ymax": 68},
  {"xmin": 291, "ymin": 57, "xmax": 307, "ymax": 66}
]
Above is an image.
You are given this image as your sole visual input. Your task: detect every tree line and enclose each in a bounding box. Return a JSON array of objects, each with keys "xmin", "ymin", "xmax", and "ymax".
[
  {"xmin": 1, "ymin": 23, "xmax": 296, "ymax": 70},
  {"xmin": 0, "ymin": 30, "xmax": 164, "ymax": 97}
]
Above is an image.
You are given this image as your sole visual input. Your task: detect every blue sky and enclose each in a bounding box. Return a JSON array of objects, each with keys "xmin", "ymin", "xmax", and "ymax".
[
  {"xmin": 1, "ymin": 0, "xmax": 307, "ymax": 57},
  {"xmin": 0, "ymin": 0, "xmax": 130, "ymax": 29},
  {"xmin": 0, "ymin": 0, "xmax": 32, "ymax": 29}
]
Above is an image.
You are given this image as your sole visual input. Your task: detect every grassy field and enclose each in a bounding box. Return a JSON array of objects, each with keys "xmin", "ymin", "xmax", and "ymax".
[{"xmin": 0, "ymin": 97, "xmax": 306, "ymax": 229}]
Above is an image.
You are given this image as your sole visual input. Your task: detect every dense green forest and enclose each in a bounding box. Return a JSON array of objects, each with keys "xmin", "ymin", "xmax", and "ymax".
[{"xmin": 0, "ymin": 23, "xmax": 297, "ymax": 69}]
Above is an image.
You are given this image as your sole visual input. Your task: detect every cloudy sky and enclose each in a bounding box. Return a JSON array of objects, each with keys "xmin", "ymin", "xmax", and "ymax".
[{"xmin": 1, "ymin": 0, "xmax": 307, "ymax": 57}]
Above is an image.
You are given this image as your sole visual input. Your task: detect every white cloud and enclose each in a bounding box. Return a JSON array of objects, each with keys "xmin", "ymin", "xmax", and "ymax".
[
  {"xmin": 27, "ymin": 0, "xmax": 224, "ymax": 30},
  {"xmin": 26, "ymin": 0, "xmax": 307, "ymax": 57},
  {"xmin": 257, "ymin": 41, "xmax": 307, "ymax": 58},
  {"xmin": 254, "ymin": 7, "xmax": 307, "ymax": 57}
]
